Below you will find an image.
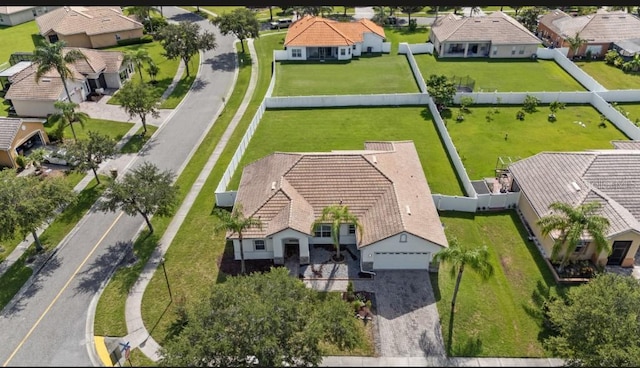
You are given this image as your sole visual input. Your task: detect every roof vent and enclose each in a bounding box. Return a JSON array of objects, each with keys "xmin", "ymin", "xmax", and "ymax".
[
  {"xmin": 41, "ymin": 78, "xmax": 51, "ymax": 82},
  {"xmin": 571, "ymin": 181, "xmax": 581, "ymax": 191},
  {"xmin": 271, "ymin": 181, "xmax": 276, "ymax": 190},
  {"xmin": 372, "ymin": 155, "xmax": 377, "ymax": 164},
  {"xmin": 406, "ymin": 205, "xmax": 411, "ymax": 215}
]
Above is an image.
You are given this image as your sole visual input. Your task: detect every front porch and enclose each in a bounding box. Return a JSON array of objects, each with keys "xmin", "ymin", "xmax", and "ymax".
[
  {"xmin": 306, "ymin": 47, "xmax": 338, "ymax": 60},
  {"xmin": 441, "ymin": 42, "xmax": 490, "ymax": 57}
]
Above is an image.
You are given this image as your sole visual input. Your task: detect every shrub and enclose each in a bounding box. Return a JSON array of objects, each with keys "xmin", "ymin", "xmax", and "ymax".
[
  {"xmin": 604, "ymin": 49, "xmax": 619, "ymax": 65},
  {"xmin": 523, "ymin": 95, "xmax": 540, "ymax": 113},
  {"xmin": 15, "ymin": 155, "xmax": 27, "ymax": 170},
  {"xmin": 116, "ymin": 35, "xmax": 153, "ymax": 46},
  {"xmin": 408, "ymin": 18, "xmax": 418, "ymax": 31},
  {"xmin": 516, "ymin": 110, "xmax": 525, "ymax": 121}
]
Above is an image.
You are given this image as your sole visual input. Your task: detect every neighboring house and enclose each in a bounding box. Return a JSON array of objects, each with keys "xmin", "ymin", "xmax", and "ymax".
[
  {"xmin": 283, "ymin": 15, "xmax": 386, "ymax": 61},
  {"xmin": 538, "ymin": 9, "xmax": 640, "ymax": 58},
  {"xmin": 35, "ymin": 6, "xmax": 143, "ymax": 49},
  {"xmin": 5, "ymin": 47, "xmax": 133, "ymax": 118},
  {"xmin": 429, "ymin": 11, "xmax": 541, "ymax": 58},
  {"xmin": 508, "ymin": 142, "xmax": 640, "ymax": 268},
  {"xmin": 229, "ymin": 141, "xmax": 448, "ymax": 272},
  {"xmin": 0, "ymin": 117, "xmax": 49, "ymax": 168},
  {"xmin": 0, "ymin": 6, "xmax": 58, "ymax": 26}
]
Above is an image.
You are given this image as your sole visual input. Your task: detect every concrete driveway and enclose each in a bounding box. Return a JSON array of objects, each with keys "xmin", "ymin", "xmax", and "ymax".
[{"xmin": 355, "ymin": 270, "xmax": 446, "ymax": 357}]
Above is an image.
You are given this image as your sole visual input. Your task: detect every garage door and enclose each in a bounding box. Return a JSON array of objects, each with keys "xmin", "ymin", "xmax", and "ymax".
[{"xmin": 374, "ymin": 252, "xmax": 431, "ymax": 270}]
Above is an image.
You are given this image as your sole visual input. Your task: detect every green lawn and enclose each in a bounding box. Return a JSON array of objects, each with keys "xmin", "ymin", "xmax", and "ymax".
[
  {"xmin": 574, "ymin": 60, "xmax": 640, "ymax": 90},
  {"xmin": 414, "ymin": 54, "xmax": 586, "ymax": 92},
  {"xmin": 226, "ymin": 106, "xmax": 464, "ymax": 196},
  {"xmin": 444, "ymin": 104, "xmax": 629, "ymax": 179},
  {"xmin": 274, "ymin": 55, "xmax": 419, "ymax": 96},
  {"xmin": 434, "ymin": 211, "xmax": 568, "ymax": 357},
  {"xmin": 44, "ymin": 118, "xmax": 133, "ymax": 143},
  {"xmin": 104, "ymin": 42, "xmax": 181, "ymax": 105},
  {"xmin": 0, "ymin": 175, "xmax": 106, "ymax": 310},
  {"xmin": 383, "ymin": 27, "xmax": 429, "ymax": 55},
  {"xmin": 120, "ymin": 126, "xmax": 159, "ymax": 154},
  {"xmin": 615, "ymin": 103, "xmax": 640, "ymax": 125}
]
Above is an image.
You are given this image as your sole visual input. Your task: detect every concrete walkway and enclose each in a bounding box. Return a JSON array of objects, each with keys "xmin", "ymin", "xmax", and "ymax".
[
  {"xmin": 0, "ymin": 58, "xmax": 186, "ymax": 280},
  {"xmin": 110, "ymin": 35, "xmax": 257, "ymax": 363}
]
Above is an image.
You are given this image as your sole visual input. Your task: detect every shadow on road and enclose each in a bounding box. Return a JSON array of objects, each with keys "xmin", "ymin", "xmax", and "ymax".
[
  {"xmin": 167, "ymin": 12, "xmax": 202, "ymax": 23},
  {"xmin": 204, "ymin": 52, "xmax": 236, "ymax": 72},
  {"xmin": 73, "ymin": 241, "xmax": 133, "ymax": 295},
  {"xmin": 3, "ymin": 253, "xmax": 62, "ymax": 315},
  {"xmin": 190, "ymin": 78, "xmax": 209, "ymax": 92}
]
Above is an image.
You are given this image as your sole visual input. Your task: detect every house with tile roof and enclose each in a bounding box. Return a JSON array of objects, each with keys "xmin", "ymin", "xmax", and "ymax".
[
  {"xmin": 0, "ymin": 6, "xmax": 59, "ymax": 26},
  {"xmin": 35, "ymin": 6, "xmax": 143, "ymax": 49},
  {"xmin": 538, "ymin": 9, "xmax": 640, "ymax": 58},
  {"xmin": 5, "ymin": 47, "xmax": 133, "ymax": 118},
  {"xmin": 283, "ymin": 15, "xmax": 386, "ymax": 61},
  {"xmin": 0, "ymin": 117, "xmax": 49, "ymax": 168},
  {"xmin": 230, "ymin": 141, "xmax": 448, "ymax": 272},
  {"xmin": 508, "ymin": 143, "xmax": 640, "ymax": 268},
  {"xmin": 429, "ymin": 11, "xmax": 541, "ymax": 58}
]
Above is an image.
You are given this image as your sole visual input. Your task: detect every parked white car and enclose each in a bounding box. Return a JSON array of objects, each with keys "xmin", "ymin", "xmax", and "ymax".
[{"xmin": 44, "ymin": 148, "xmax": 77, "ymax": 166}]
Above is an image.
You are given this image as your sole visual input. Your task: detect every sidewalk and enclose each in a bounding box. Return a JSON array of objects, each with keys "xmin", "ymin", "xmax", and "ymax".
[{"xmin": 0, "ymin": 59, "xmax": 186, "ymax": 282}]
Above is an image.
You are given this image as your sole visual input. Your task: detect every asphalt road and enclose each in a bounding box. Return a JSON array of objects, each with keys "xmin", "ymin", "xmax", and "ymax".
[{"xmin": 0, "ymin": 7, "xmax": 236, "ymax": 366}]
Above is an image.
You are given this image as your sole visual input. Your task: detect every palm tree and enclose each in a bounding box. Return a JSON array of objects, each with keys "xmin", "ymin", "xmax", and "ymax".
[
  {"xmin": 32, "ymin": 41, "xmax": 87, "ymax": 105},
  {"xmin": 433, "ymin": 237, "xmax": 494, "ymax": 311},
  {"xmin": 50, "ymin": 100, "xmax": 89, "ymax": 142},
  {"xmin": 537, "ymin": 201, "xmax": 610, "ymax": 271},
  {"xmin": 123, "ymin": 49, "xmax": 152, "ymax": 81},
  {"xmin": 311, "ymin": 204, "xmax": 363, "ymax": 262},
  {"xmin": 213, "ymin": 203, "xmax": 262, "ymax": 275},
  {"xmin": 565, "ymin": 32, "xmax": 587, "ymax": 59}
]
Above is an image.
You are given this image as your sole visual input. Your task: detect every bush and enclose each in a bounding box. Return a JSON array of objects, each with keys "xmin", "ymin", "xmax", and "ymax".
[
  {"xmin": 143, "ymin": 17, "xmax": 168, "ymax": 33},
  {"xmin": 516, "ymin": 110, "xmax": 525, "ymax": 121},
  {"xmin": 522, "ymin": 95, "xmax": 540, "ymax": 113},
  {"xmin": 604, "ymin": 49, "xmax": 619, "ymax": 65},
  {"xmin": 15, "ymin": 155, "xmax": 27, "ymax": 170},
  {"xmin": 408, "ymin": 18, "xmax": 418, "ymax": 31},
  {"xmin": 116, "ymin": 35, "xmax": 153, "ymax": 46}
]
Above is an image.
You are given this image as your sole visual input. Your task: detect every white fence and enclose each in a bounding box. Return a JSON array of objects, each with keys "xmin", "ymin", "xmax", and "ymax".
[
  {"xmin": 265, "ymin": 93, "xmax": 429, "ymax": 108},
  {"xmin": 399, "ymin": 43, "xmax": 434, "ymax": 55},
  {"xmin": 454, "ymin": 91, "xmax": 592, "ymax": 104},
  {"xmin": 215, "ymin": 101, "xmax": 268, "ymax": 207},
  {"xmin": 400, "ymin": 43, "xmax": 428, "ymax": 93},
  {"xmin": 382, "ymin": 42, "xmax": 392, "ymax": 53},
  {"xmin": 536, "ymin": 47, "xmax": 606, "ymax": 92},
  {"xmin": 274, "ymin": 50, "xmax": 288, "ymax": 61},
  {"xmin": 598, "ymin": 90, "xmax": 640, "ymax": 102},
  {"xmin": 590, "ymin": 93, "xmax": 640, "ymax": 140}
]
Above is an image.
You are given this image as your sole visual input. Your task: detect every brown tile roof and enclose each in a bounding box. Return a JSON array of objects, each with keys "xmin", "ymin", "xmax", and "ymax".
[
  {"xmin": 284, "ymin": 15, "xmax": 385, "ymax": 47},
  {"xmin": 509, "ymin": 150, "xmax": 640, "ymax": 238},
  {"xmin": 0, "ymin": 117, "xmax": 23, "ymax": 151},
  {"xmin": 65, "ymin": 47, "xmax": 106, "ymax": 74},
  {"xmin": 612, "ymin": 140, "xmax": 640, "ymax": 150},
  {"xmin": 540, "ymin": 9, "xmax": 640, "ymax": 43},
  {"xmin": 233, "ymin": 141, "xmax": 448, "ymax": 249},
  {"xmin": 432, "ymin": 11, "xmax": 540, "ymax": 45},
  {"xmin": 36, "ymin": 6, "xmax": 142, "ymax": 37}
]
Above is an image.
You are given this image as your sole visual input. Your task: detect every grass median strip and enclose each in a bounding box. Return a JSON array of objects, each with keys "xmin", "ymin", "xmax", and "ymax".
[{"xmin": 120, "ymin": 126, "xmax": 159, "ymax": 154}]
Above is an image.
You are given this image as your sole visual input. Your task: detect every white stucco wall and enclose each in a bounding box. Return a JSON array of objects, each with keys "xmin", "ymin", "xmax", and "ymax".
[
  {"xmin": 361, "ymin": 232, "xmax": 444, "ymax": 270},
  {"xmin": 234, "ymin": 228, "xmax": 310, "ymax": 264},
  {"xmin": 12, "ymin": 99, "xmax": 57, "ymax": 118},
  {"xmin": 287, "ymin": 47, "xmax": 306, "ymax": 60},
  {"xmin": 490, "ymin": 44, "xmax": 538, "ymax": 58},
  {"xmin": 104, "ymin": 72, "xmax": 122, "ymax": 89},
  {"xmin": 337, "ymin": 46, "xmax": 352, "ymax": 60},
  {"xmin": 362, "ymin": 33, "xmax": 383, "ymax": 52}
]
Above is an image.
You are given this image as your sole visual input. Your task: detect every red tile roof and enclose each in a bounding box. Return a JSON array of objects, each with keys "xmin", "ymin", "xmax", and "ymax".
[{"xmin": 285, "ymin": 15, "xmax": 385, "ymax": 47}]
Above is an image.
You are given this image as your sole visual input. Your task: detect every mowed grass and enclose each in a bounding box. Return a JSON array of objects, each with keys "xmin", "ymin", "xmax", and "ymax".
[
  {"xmin": 615, "ymin": 103, "xmax": 640, "ymax": 125},
  {"xmin": 575, "ymin": 60, "xmax": 640, "ymax": 90},
  {"xmin": 226, "ymin": 106, "xmax": 464, "ymax": 196},
  {"xmin": 433, "ymin": 211, "xmax": 568, "ymax": 357},
  {"xmin": 444, "ymin": 104, "xmax": 629, "ymax": 179},
  {"xmin": 414, "ymin": 54, "xmax": 586, "ymax": 92},
  {"xmin": 44, "ymin": 118, "xmax": 133, "ymax": 143},
  {"xmin": 274, "ymin": 55, "xmax": 419, "ymax": 96},
  {"xmin": 383, "ymin": 27, "xmax": 429, "ymax": 55}
]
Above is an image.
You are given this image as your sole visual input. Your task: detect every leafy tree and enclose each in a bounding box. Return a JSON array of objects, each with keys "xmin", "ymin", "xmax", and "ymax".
[
  {"xmin": 0, "ymin": 170, "xmax": 76, "ymax": 252},
  {"xmin": 545, "ymin": 273, "xmax": 640, "ymax": 367},
  {"xmin": 28, "ymin": 147, "xmax": 47, "ymax": 170},
  {"xmin": 536, "ymin": 201, "xmax": 610, "ymax": 270},
  {"xmin": 123, "ymin": 49, "xmax": 152, "ymax": 81},
  {"xmin": 213, "ymin": 203, "xmax": 263, "ymax": 275},
  {"xmin": 565, "ymin": 32, "xmax": 587, "ymax": 59},
  {"xmin": 511, "ymin": 5, "xmax": 522, "ymax": 15},
  {"xmin": 311, "ymin": 204, "xmax": 363, "ymax": 262},
  {"xmin": 604, "ymin": 49, "xmax": 620, "ymax": 65},
  {"xmin": 97, "ymin": 161, "xmax": 178, "ymax": 234},
  {"xmin": 146, "ymin": 60, "xmax": 160, "ymax": 83},
  {"xmin": 399, "ymin": 6, "xmax": 423, "ymax": 24},
  {"xmin": 49, "ymin": 100, "xmax": 89, "ymax": 142},
  {"xmin": 115, "ymin": 81, "xmax": 161, "ymax": 135},
  {"xmin": 433, "ymin": 237, "xmax": 494, "ymax": 311},
  {"xmin": 426, "ymin": 74, "xmax": 457, "ymax": 112},
  {"xmin": 459, "ymin": 96, "xmax": 474, "ymax": 113},
  {"xmin": 517, "ymin": 7, "xmax": 543, "ymax": 32},
  {"xmin": 622, "ymin": 54, "xmax": 640, "ymax": 72},
  {"xmin": 159, "ymin": 267, "xmax": 361, "ymax": 367},
  {"xmin": 157, "ymin": 21, "xmax": 217, "ymax": 77},
  {"xmin": 522, "ymin": 94, "xmax": 541, "ymax": 113},
  {"xmin": 63, "ymin": 131, "xmax": 117, "ymax": 185},
  {"xmin": 210, "ymin": 8, "xmax": 260, "ymax": 54},
  {"xmin": 548, "ymin": 100, "xmax": 565, "ymax": 121},
  {"xmin": 32, "ymin": 40, "xmax": 87, "ymax": 105},
  {"xmin": 342, "ymin": 6, "xmax": 351, "ymax": 16}
]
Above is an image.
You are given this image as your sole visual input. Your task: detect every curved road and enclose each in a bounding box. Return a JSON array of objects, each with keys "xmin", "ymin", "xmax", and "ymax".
[{"xmin": 0, "ymin": 7, "xmax": 236, "ymax": 366}]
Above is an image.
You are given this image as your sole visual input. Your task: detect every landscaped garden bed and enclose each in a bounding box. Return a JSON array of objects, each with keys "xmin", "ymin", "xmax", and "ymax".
[
  {"xmin": 443, "ymin": 104, "xmax": 629, "ymax": 179},
  {"xmin": 274, "ymin": 54, "xmax": 419, "ymax": 96},
  {"xmin": 414, "ymin": 54, "xmax": 586, "ymax": 92},
  {"xmin": 544, "ymin": 258, "xmax": 600, "ymax": 285},
  {"xmin": 226, "ymin": 106, "xmax": 465, "ymax": 196}
]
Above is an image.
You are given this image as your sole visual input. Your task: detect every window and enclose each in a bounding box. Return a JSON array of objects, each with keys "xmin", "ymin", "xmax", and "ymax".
[
  {"xmin": 400, "ymin": 234, "xmax": 408, "ymax": 243},
  {"xmin": 574, "ymin": 240, "xmax": 589, "ymax": 253},
  {"xmin": 115, "ymin": 34, "xmax": 121, "ymax": 41},
  {"xmin": 341, "ymin": 49, "xmax": 346, "ymax": 56},
  {"xmin": 48, "ymin": 34, "xmax": 59, "ymax": 43},
  {"xmin": 492, "ymin": 46, "xmax": 497, "ymax": 56},
  {"xmin": 32, "ymin": 9, "xmax": 38, "ymax": 16},
  {"xmin": 292, "ymin": 48, "xmax": 301, "ymax": 58},
  {"xmin": 314, "ymin": 224, "xmax": 331, "ymax": 238},
  {"xmin": 352, "ymin": 45, "xmax": 356, "ymax": 50},
  {"xmin": 518, "ymin": 48, "xmax": 525, "ymax": 55},
  {"xmin": 348, "ymin": 225, "xmax": 355, "ymax": 234},
  {"xmin": 254, "ymin": 240, "xmax": 265, "ymax": 251}
]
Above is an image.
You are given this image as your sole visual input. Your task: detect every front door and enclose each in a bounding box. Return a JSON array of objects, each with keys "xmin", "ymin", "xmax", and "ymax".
[
  {"xmin": 284, "ymin": 239, "xmax": 299, "ymax": 259},
  {"xmin": 607, "ymin": 240, "xmax": 632, "ymax": 266}
]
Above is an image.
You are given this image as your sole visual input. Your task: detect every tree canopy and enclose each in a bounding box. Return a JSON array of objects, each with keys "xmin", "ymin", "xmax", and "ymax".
[
  {"xmin": 50, "ymin": 100, "xmax": 89, "ymax": 142},
  {"xmin": 426, "ymin": 74, "xmax": 457, "ymax": 112},
  {"xmin": 213, "ymin": 203, "xmax": 262, "ymax": 275},
  {"xmin": 545, "ymin": 273, "xmax": 640, "ymax": 367},
  {"xmin": 210, "ymin": 8, "xmax": 259, "ymax": 54},
  {"xmin": 157, "ymin": 21, "xmax": 217, "ymax": 76},
  {"xmin": 32, "ymin": 40, "xmax": 86, "ymax": 103},
  {"xmin": 63, "ymin": 130, "xmax": 117, "ymax": 184},
  {"xmin": 97, "ymin": 161, "xmax": 178, "ymax": 234},
  {"xmin": 115, "ymin": 81, "xmax": 161, "ymax": 135},
  {"xmin": 311, "ymin": 204, "xmax": 362, "ymax": 262},
  {"xmin": 159, "ymin": 267, "xmax": 362, "ymax": 367}
]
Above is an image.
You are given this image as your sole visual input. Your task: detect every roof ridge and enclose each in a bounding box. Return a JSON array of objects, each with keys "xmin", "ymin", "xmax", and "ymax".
[{"xmin": 579, "ymin": 152, "xmax": 600, "ymax": 177}]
